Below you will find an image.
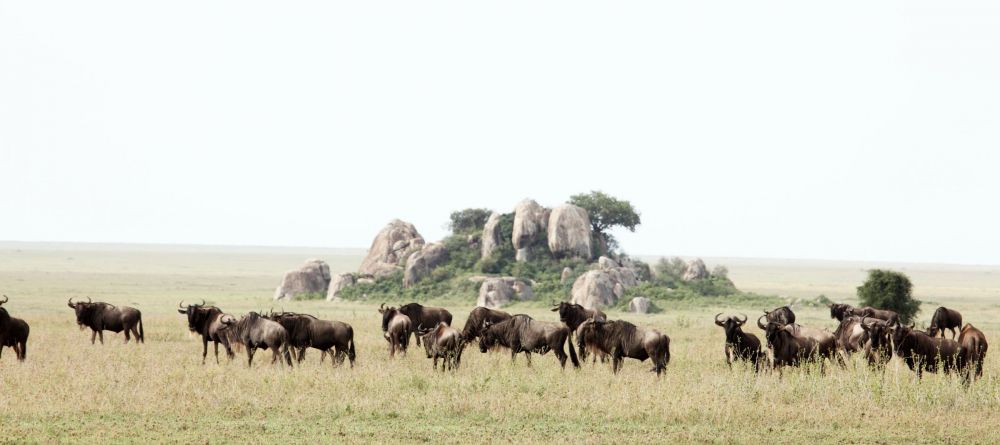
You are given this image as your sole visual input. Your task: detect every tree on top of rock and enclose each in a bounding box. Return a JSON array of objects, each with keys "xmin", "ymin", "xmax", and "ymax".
[
  {"xmin": 449, "ymin": 208, "xmax": 493, "ymax": 235},
  {"xmin": 568, "ymin": 191, "xmax": 641, "ymax": 256}
]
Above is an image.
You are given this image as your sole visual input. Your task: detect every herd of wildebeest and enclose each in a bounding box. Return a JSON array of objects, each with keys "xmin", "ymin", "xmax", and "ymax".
[{"xmin": 0, "ymin": 295, "xmax": 989, "ymax": 384}]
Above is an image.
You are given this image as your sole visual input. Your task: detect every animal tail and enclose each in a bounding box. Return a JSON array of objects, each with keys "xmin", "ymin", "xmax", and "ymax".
[
  {"xmin": 567, "ymin": 335, "xmax": 580, "ymax": 369},
  {"xmin": 663, "ymin": 336, "xmax": 671, "ymax": 366},
  {"xmin": 20, "ymin": 341, "xmax": 27, "ymax": 361},
  {"xmin": 138, "ymin": 317, "xmax": 145, "ymax": 343},
  {"xmin": 347, "ymin": 336, "xmax": 357, "ymax": 364}
]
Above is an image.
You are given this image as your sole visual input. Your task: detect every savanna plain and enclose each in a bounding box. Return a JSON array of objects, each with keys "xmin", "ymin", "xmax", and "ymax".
[{"xmin": 2, "ymin": 242, "xmax": 1000, "ymax": 444}]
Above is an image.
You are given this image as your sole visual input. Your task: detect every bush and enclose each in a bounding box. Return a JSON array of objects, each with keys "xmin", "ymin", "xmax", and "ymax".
[
  {"xmin": 448, "ymin": 208, "xmax": 492, "ymax": 235},
  {"xmin": 857, "ymin": 269, "xmax": 921, "ymax": 323}
]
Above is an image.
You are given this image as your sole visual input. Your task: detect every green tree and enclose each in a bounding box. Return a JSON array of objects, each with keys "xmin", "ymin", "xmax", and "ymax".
[
  {"xmin": 448, "ymin": 208, "xmax": 492, "ymax": 235},
  {"xmin": 568, "ymin": 191, "xmax": 641, "ymax": 256},
  {"xmin": 856, "ymin": 269, "xmax": 921, "ymax": 323}
]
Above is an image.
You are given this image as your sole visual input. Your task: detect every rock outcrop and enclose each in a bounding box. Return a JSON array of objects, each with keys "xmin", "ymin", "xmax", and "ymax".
[
  {"xmin": 628, "ymin": 297, "xmax": 652, "ymax": 314},
  {"xmin": 512, "ymin": 199, "xmax": 549, "ymax": 258},
  {"xmin": 358, "ymin": 219, "xmax": 425, "ymax": 278},
  {"xmin": 547, "ymin": 204, "xmax": 592, "ymax": 259},
  {"xmin": 325, "ymin": 273, "xmax": 356, "ymax": 302},
  {"xmin": 274, "ymin": 259, "xmax": 331, "ymax": 301},
  {"xmin": 682, "ymin": 258, "xmax": 709, "ymax": 281},
  {"xmin": 403, "ymin": 243, "xmax": 449, "ymax": 288},
  {"xmin": 477, "ymin": 277, "xmax": 533, "ymax": 308},
  {"xmin": 480, "ymin": 212, "xmax": 502, "ymax": 259},
  {"xmin": 569, "ymin": 259, "xmax": 641, "ymax": 309}
]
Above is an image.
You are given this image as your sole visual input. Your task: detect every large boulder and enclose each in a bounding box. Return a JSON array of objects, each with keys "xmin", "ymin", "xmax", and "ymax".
[
  {"xmin": 570, "ymin": 270, "xmax": 618, "ymax": 309},
  {"xmin": 326, "ymin": 273, "xmax": 356, "ymax": 302},
  {"xmin": 480, "ymin": 212, "xmax": 502, "ymax": 259},
  {"xmin": 598, "ymin": 256, "xmax": 619, "ymax": 269},
  {"xmin": 403, "ymin": 243, "xmax": 449, "ymax": 288},
  {"xmin": 628, "ymin": 297, "xmax": 652, "ymax": 314},
  {"xmin": 682, "ymin": 258, "xmax": 709, "ymax": 281},
  {"xmin": 477, "ymin": 277, "xmax": 533, "ymax": 308},
  {"xmin": 274, "ymin": 259, "xmax": 331, "ymax": 301},
  {"xmin": 359, "ymin": 219, "xmax": 425, "ymax": 278},
  {"xmin": 512, "ymin": 199, "xmax": 549, "ymax": 255},
  {"xmin": 547, "ymin": 205, "xmax": 592, "ymax": 259}
]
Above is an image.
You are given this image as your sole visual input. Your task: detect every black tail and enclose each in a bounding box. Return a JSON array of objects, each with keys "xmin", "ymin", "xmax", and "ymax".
[
  {"xmin": 567, "ymin": 336, "xmax": 580, "ymax": 369},
  {"xmin": 19, "ymin": 341, "xmax": 27, "ymax": 361},
  {"xmin": 138, "ymin": 317, "xmax": 145, "ymax": 343},
  {"xmin": 347, "ymin": 337, "xmax": 357, "ymax": 366}
]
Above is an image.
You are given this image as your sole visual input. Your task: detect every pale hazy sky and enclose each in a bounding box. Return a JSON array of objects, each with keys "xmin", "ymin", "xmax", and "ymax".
[{"xmin": 2, "ymin": 1, "xmax": 999, "ymax": 265}]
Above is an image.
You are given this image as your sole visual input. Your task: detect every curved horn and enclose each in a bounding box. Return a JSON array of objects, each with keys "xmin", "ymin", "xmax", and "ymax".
[
  {"xmin": 757, "ymin": 314, "xmax": 767, "ymax": 330},
  {"xmin": 68, "ymin": 297, "xmax": 75, "ymax": 307},
  {"xmin": 714, "ymin": 313, "xmax": 724, "ymax": 326},
  {"xmin": 380, "ymin": 302, "xmax": 386, "ymax": 310},
  {"xmin": 179, "ymin": 300, "xmax": 186, "ymax": 308},
  {"xmin": 738, "ymin": 313, "xmax": 748, "ymax": 324},
  {"xmin": 0, "ymin": 294, "xmax": 7, "ymax": 305},
  {"xmin": 86, "ymin": 296, "xmax": 92, "ymax": 303}
]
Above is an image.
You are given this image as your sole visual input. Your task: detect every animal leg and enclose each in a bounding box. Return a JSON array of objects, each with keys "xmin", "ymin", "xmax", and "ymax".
[
  {"xmin": 98, "ymin": 331, "xmax": 104, "ymax": 345},
  {"xmin": 17, "ymin": 342, "xmax": 26, "ymax": 361},
  {"xmin": 202, "ymin": 339, "xmax": 209, "ymax": 365},
  {"xmin": 297, "ymin": 347, "xmax": 307, "ymax": 363},
  {"xmin": 124, "ymin": 328, "xmax": 131, "ymax": 344},
  {"xmin": 525, "ymin": 352, "xmax": 532, "ymax": 367},
  {"xmin": 91, "ymin": 330, "xmax": 97, "ymax": 345},
  {"xmin": 247, "ymin": 346, "xmax": 256, "ymax": 367},
  {"xmin": 725, "ymin": 345, "xmax": 732, "ymax": 369}
]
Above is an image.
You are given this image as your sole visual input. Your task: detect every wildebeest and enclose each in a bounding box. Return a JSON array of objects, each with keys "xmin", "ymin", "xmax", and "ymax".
[
  {"xmin": 0, "ymin": 295, "xmax": 29, "ymax": 361},
  {"xmin": 927, "ymin": 306, "xmax": 963, "ymax": 339},
  {"xmin": 832, "ymin": 316, "xmax": 868, "ymax": 355},
  {"xmin": 551, "ymin": 301, "xmax": 607, "ymax": 362},
  {"xmin": 858, "ymin": 317, "xmax": 893, "ymax": 368},
  {"xmin": 397, "ymin": 303, "xmax": 452, "ymax": 346},
  {"xmin": 957, "ymin": 323, "xmax": 988, "ymax": 385},
  {"xmin": 714, "ymin": 313, "xmax": 762, "ymax": 370},
  {"xmin": 479, "ymin": 314, "xmax": 580, "ymax": 369},
  {"xmin": 828, "ymin": 303, "xmax": 855, "ymax": 322},
  {"xmin": 851, "ymin": 306, "xmax": 899, "ymax": 324},
  {"xmin": 379, "ymin": 304, "xmax": 412, "ymax": 357},
  {"xmin": 265, "ymin": 312, "xmax": 356, "ymax": 368},
  {"xmin": 578, "ymin": 318, "xmax": 670, "ymax": 375},
  {"xmin": 763, "ymin": 306, "xmax": 796, "ymax": 325},
  {"xmin": 417, "ymin": 322, "xmax": 464, "ymax": 371},
  {"xmin": 890, "ymin": 322, "xmax": 961, "ymax": 378},
  {"xmin": 757, "ymin": 315, "xmax": 838, "ymax": 371},
  {"xmin": 67, "ymin": 297, "xmax": 144, "ymax": 345},
  {"xmin": 461, "ymin": 307, "xmax": 511, "ymax": 341},
  {"xmin": 219, "ymin": 312, "xmax": 293, "ymax": 367},
  {"xmin": 178, "ymin": 300, "xmax": 236, "ymax": 364}
]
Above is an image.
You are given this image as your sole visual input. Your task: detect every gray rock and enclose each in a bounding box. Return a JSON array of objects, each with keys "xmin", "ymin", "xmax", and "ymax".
[
  {"xmin": 403, "ymin": 243, "xmax": 449, "ymax": 288},
  {"xmin": 477, "ymin": 277, "xmax": 533, "ymax": 308},
  {"xmin": 359, "ymin": 219, "xmax": 425, "ymax": 278},
  {"xmin": 628, "ymin": 297, "xmax": 652, "ymax": 314},
  {"xmin": 326, "ymin": 273, "xmax": 356, "ymax": 302},
  {"xmin": 570, "ymin": 270, "xmax": 618, "ymax": 309},
  {"xmin": 561, "ymin": 267, "xmax": 573, "ymax": 283},
  {"xmin": 682, "ymin": 258, "xmax": 709, "ymax": 281},
  {"xmin": 480, "ymin": 212, "xmax": 502, "ymax": 259},
  {"xmin": 598, "ymin": 256, "xmax": 619, "ymax": 269},
  {"xmin": 512, "ymin": 199, "xmax": 549, "ymax": 255},
  {"xmin": 547, "ymin": 205, "xmax": 592, "ymax": 259},
  {"xmin": 274, "ymin": 259, "xmax": 331, "ymax": 301}
]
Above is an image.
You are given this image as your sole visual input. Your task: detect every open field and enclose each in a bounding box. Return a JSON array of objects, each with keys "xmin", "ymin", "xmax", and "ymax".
[{"xmin": 2, "ymin": 243, "xmax": 1000, "ymax": 444}]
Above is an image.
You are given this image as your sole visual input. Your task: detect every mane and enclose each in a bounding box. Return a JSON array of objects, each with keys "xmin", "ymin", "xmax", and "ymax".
[
  {"xmin": 227, "ymin": 312, "xmax": 261, "ymax": 339},
  {"xmin": 490, "ymin": 314, "xmax": 533, "ymax": 347},
  {"xmin": 0, "ymin": 307, "xmax": 9, "ymax": 325}
]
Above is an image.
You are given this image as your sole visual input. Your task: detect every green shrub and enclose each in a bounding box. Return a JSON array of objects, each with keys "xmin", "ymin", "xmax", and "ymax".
[{"xmin": 857, "ymin": 269, "xmax": 921, "ymax": 323}]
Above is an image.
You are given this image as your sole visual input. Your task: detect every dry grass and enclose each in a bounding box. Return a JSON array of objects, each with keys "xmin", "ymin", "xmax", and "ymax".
[{"xmin": 2, "ymin": 243, "xmax": 999, "ymax": 444}]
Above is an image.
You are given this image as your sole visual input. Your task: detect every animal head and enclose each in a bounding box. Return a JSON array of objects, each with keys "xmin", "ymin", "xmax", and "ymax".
[
  {"xmin": 177, "ymin": 299, "xmax": 215, "ymax": 331},
  {"xmin": 714, "ymin": 313, "xmax": 748, "ymax": 336},
  {"xmin": 757, "ymin": 314, "xmax": 785, "ymax": 347},
  {"xmin": 379, "ymin": 303, "xmax": 399, "ymax": 332},
  {"xmin": 478, "ymin": 320, "xmax": 500, "ymax": 352},
  {"xmin": 67, "ymin": 297, "xmax": 112, "ymax": 327},
  {"xmin": 859, "ymin": 317, "xmax": 890, "ymax": 349},
  {"xmin": 889, "ymin": 320, "xmax": 915, "ymax": 349},
  {"xmin": 828, "ymin": 303, "xmax": 854, "ymax": 321}
]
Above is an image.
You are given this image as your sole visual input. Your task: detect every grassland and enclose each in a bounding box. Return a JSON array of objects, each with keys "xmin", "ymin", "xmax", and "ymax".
[{"xmin": 1, "ymin": 242, "xmax": 999, "ymax": 444}]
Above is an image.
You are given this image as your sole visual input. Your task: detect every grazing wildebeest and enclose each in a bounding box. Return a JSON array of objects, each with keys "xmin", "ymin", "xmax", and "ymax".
[
  {"xmin": 417, "ymin": 322, "xmax": 464, "ymax": 371},
  {"xmin": 890, "ymin": 322, "xmax": 961, "ymax": 378},
  {"xmin": 67, "ymin": 297, "xmax": 144, "ymax": 345},
  {"xmin": 851, "ymin": 306, "xmax": 899, "ymax": 324},
  {"xmin": 957, "ymin": 323, "xmax": 988, "ymax": 385},
  {"xmin": 461, "ymin": 307, "xmax": 511, "ymax": 341},
  {"xmin": 479, "ymin": 314, "xmax": 580, "ymax": 369},
  {"xmin": 397, "ymin": 303, "xmax": 452, "ymax": 346},
  {"xmin": 828, "ymin": 303, "xmax": 855, "ymax": 322},
  {"xmin": 714, "ymin": 313, "xmax": 762, "ymax": 370},
  {"xmin": 858, "ymin": 317, "xmax": 892, "ymax": 368},
  {"xmin": 578, "ymin": 318, "xmax": 670, "ymax": 375},
  {"xmin": 178, "ymin": 300, "xmax": 236, "ymax": 364},
  {"xmin": 551, "ymin": 301, "xmax": 607, "ymax": 362},
  {"xmin": 265, "ymin": 312, "xmax": 356, "ymax": 368},
  {"xmin": 758, "ymin": 315, "xmax": 838, "ymax": 371},
  {"xmin": 763, "ymin": 306, "xmax": 796, "ymax": 325},
  {"xmin": 0, "ymin": 295, "xmax": 29, "ymax": 361},
  {"xmin": 219, "ymin": 312, "xmax": 293, "ymax": 367},
  {"xmin": 379, "ymin": 304, "xmax": 412, "ymax": 357},
  {"xmin": 927, "ymin": 307, "xmax": 963, "ymax": 339}
]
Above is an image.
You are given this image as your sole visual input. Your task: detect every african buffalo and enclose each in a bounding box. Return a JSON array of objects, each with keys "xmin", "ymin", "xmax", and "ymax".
[
  {"xmin": 552, "ymin": 301, "xmax": 607, "ymax": 362},
  {"xmin": 957, "ymin": 323, "xmax": 988, "ymax": 385},
  {"xmin": 927, "ymin": 307, "xmax": 963, "ymax": 339},
  {"xmin": 0, "ymin": 295, "xmax": 29, "ymax": 361},
  {"xmin": 851, "ymin": 306, "xmax": 899, "ymax": 324},
  {"xmin": 763, "ymin": 306, "xmax": 796, "ymax": 325},
  {"xmin": 461, "ymin": 307, "xmax": 511, "ymax": 341},
  {"xmin": 758, "ymin": 315, "xmax": 839, "ymax": 371},
  {"xmin": 858, "ymin": 317, "xmax": 892, "ymax": 368},
  {"xmin": 397, "ymin": 303, "xmax": 452, "ymax": 346},
  {"xmin": 417, "ymin": 322, "xmax": 464, "ymax": 371},
  {"xmin": 68, "ymin": 297, "xmax": 144, "ymax": 345},
  {"xmin": 578, "ymin": 318, "xmax": 670, "ymax": 375},
  {"xmin": 379, "ymin": 304, "xmax": 412, "ymax": 357},
  {"xmin": 714, "ymin": 313, "xmax": 762, "ymax": 370},
  {"xmin": 828, "ymin": 303, "xmax": 855, "ymax": 322},
  {"xmin": 479, "ymin": 314, "xmax": 580, "ymax": 369},
  {"xmin": 219, "ymin": 312, "xmax": 293, "ymax": 367},
  {"xmin": 178, "ymin": 300, "xmax": 236, "ymax": 364},
  {"xmin": 266, "ymin": 312, "xmax": 356, "ymax": 368},
  {"xmin": 890, "ymin": 322, "xmax": 961, "ymax": 378}
]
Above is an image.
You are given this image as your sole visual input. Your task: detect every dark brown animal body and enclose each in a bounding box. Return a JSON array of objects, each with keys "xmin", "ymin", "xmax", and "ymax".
[
  {"xmin": 858, "ymin": 317, "xmax": 892, "ymax": 368},
  {"xmin": 267, "ymin": 312, "xmax": 356, "ymax": 368},
  {"xmin": 578, "ymin": 319, "xmax": 670, "ymax": 375},
  {"xmin": 418, "ymin": 322, "xmax": 464, "ymax": 371},
  {"xmin": 832, "ymin": 316, "xmax": 868, "ymax": 354},
  {"xmin": 220, "ymin": 312, "xmax": 293, "ymax": 367},
  {"xmin": 764, "ymin": 306, "xmax": 796, "ymax": 325},
  {"xmin": 891, "ymin": 324, "xmax": 961, "ymax": 378},
  {"xmin": 379, "ymin": 304, "xmax": 412, "ymax": 357},
  {"xmin": 397, "ymin": 303, "xmax": 452, "ymax": 346},
  {"xmin": 828, "ymin": 303, "xmax": 855, "ymax": 322},
  {"xmin": 851, "ymin": 306, "xmax": 899, "ymax": 324},
  {"xmin": 479, "ymin": 314, "xmax": 580, "ymax": 369},
  {"xmin": 461, "ymin": 307, "xmax": 511, "ymax": 341},
  {"xmin": 927, "ymin": 307, "xmax": 963, "ymax": 339},
  {"xmin": 957, "ymin": 323, "xmax": 988, "ymax": 384},
  {"xmin": 552, "ymin": 302, "xmax": 607, "ymax": 362},
  {"xmin": 68, "ymin": 297, "xmax": 144, "ymax": 344},
  {"xmin": 714, "ymin": 313, "xmax": 762, "ymax": 370},
  {"xmin": 178, "ymin": 300, "xmax": 236, "ymax": 364},
  {"xmin": 758, "ymin": 316, "xmax": 838, "ymax": 371},
  {"xmin": 0, "ymin": 295, "xmax": 29, "ymax": 361}
]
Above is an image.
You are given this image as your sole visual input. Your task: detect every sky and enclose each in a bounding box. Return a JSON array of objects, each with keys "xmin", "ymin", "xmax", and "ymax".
[{"xmin": 1, "ymin": 1, "xmax": 999, "ymax": 265}]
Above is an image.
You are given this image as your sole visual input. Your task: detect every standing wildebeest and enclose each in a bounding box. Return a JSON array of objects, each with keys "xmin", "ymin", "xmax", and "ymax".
[
  {"xmin": 828, "ymin": 303, "xmax": 856, "ymax": 322},
  {"xmin": 417, "ymin": 322, "xmax": 464, "ymax": 371},
  {"xmin": 178, "ymin": 300, "xmax": 236, "ymax": 364},
  {"xmin": 763, "ymin": 306, "xmax": 796, "ymax": 325},
  {"xmin": 379, "ymin": 304, "xmax": 412, "ymax": 357},
  {"xmin": 397, "ymin": 303, "xmax": 452, "ymax": 346},
  {"xmin": 479, "ymin": 314, "xmax": 580, "ymax": 369},
  {"xmin": 0, "ymin": 295, "xmax": 29, "ymax": 361},
  {"xmin": 578, "ymin": 318, "xmax": 670, "ymax": 375},
  {"xmin": 890, "ymin": 322, "xmax": 961, "ymax": 378},
  {"xmin": 758, "ymin": 315, "xmax": 839, "ymax": 371},
  {"xmin": 461, "ymin": 307, "xmax": 511, "ymax": 341},
  {"xmin": 858, "ymin": 317, "xmax": 893, "ymax": 368},
  {"xmin": 927, "ymin": 307, "xmax": 963, "ymax": 339},
  {"xmin": 219, "ymin": 312, "xmax": 293, "ymax": 367},
  {"xmin": 714, "ymin": 313, "xmax": 762, "ymax": 370},
  {"xmin": 68, "ymin": 297, "xmax": 144, "ymax": 345},
  {"xmin": 551, "ymin": 301, "xmax": 607, "ymax": 362},
  {"xmin": 850, "ymin": 306, "xmax": 899, "ymax": 324},
  {"xmin": 832, "ymin": 316, "xmax": 868, "ymax": 355},
  {"xmin": 266, "ymin": 312, "xmax": 356, "ymax": 368},
  {"xmin": 957, "ymin": 323, "xmax": 988, "ymax": 385}
]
